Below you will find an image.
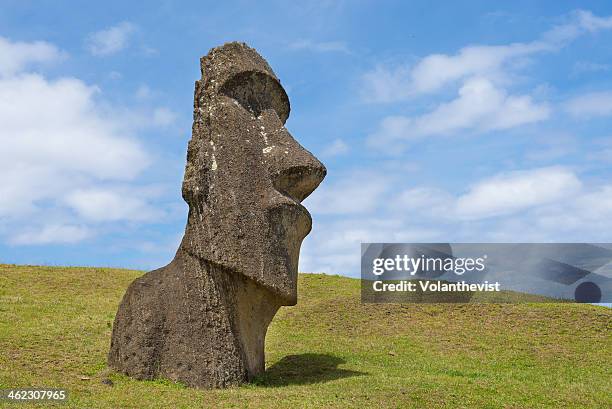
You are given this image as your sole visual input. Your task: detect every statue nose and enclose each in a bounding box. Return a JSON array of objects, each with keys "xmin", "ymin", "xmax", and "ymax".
[
  {"xmin": 257, "ymin": 107, "xmax": 326, "ymax": 202},
  {"xmin": 269, "ymin": 144, "xmax": 326, "ymax": 203}
]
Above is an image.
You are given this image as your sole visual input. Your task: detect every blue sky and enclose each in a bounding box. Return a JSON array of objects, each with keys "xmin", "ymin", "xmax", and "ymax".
[{"xmin": 1, "ymin": 1, "xmax": 612, "ymax": 276}]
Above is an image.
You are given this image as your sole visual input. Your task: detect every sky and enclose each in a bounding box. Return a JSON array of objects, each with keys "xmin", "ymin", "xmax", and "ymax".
[{"xmin": 1, "ymin": 1, "xmax": 612, "ymax": 276}]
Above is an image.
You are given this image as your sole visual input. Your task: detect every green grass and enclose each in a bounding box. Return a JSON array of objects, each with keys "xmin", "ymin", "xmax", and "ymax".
[{"xmin": 0, "ymin": 264, "xmax": 610, "ymax": 408}]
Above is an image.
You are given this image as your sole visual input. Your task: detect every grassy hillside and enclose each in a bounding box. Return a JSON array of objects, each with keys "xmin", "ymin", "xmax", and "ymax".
[{"xmin": 0, "ymin": 264, "xmax": 610, "ymax": 408}]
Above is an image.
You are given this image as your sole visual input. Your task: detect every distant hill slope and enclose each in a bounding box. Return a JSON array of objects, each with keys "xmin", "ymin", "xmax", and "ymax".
[{"xmin": 0, "ymin": 264, "xmax": 610, "ymax": 408}]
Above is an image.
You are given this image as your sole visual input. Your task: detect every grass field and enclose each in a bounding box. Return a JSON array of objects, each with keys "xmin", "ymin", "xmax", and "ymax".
[{"xmin": 0, "ymin": 264, "xmax": 610, "ymax": 408}]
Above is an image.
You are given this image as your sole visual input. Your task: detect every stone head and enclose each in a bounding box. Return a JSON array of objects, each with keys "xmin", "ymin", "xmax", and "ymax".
[{"xmin": 180, "ymin": 42, "xmax": 326, "ymax": 305}]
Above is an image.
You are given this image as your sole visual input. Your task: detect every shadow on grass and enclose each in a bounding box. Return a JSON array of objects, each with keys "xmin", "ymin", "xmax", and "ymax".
[{"xmin": 252, "ymin": 353, "xmax": 366, "ymax": 387}]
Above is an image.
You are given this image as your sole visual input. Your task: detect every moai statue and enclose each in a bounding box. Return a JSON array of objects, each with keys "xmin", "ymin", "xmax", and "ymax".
[{"xmin": 108, "ymin": 42, "xmax": 326, "ymax": 388}]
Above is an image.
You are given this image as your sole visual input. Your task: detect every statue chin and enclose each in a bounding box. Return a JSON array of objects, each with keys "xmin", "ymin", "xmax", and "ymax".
[{"xmin": 108, "ymin": 42, "xmax": 326, "ymax": 389}]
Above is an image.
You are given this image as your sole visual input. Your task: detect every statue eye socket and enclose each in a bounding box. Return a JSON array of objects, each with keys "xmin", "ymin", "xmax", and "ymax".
[{"xmin": 219, "ymin": 71, "xmax": 290, "ymax": 124}]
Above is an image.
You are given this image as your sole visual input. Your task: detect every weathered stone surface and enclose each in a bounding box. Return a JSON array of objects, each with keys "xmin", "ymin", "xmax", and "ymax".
[{"xmin": 108, "ymin": 42, "xmax": 326, "ymax": 388}]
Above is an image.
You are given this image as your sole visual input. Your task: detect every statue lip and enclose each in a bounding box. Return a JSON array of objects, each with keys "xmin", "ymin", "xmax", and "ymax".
[
  {"xmin": 290, "ymin": 198, "xmax": 313, "ymax": 227},
  {"xmin": 279, "ymin": 191, "xmax": 313, "ymax": 225},
  {"xmin": 267, "ymin": 189, "xmax": 313, "ymax": 236}
]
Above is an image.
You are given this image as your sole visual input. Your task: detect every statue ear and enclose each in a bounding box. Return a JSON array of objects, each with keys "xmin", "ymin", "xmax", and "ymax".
[
  {"xmin": 181, "ymin": 138, "xmax": 210, "ymax": 207},
  {"xmin": 219, "ymin": 70, "xmax": 290, "ymax": 124}
]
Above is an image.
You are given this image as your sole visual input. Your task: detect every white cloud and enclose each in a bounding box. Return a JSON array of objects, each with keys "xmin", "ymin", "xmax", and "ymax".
[
  {"xmin": 109, "ymin": 70, "xmax": 122, "ymax": 80},
  {"xmin": 152, "ymin": 107, "xmax": 177, "ymax": 126},
  {"xmin": 136, "ymin": 84, "xmax": 152, "ymax": 99},
  {"xmin": 361, "ymin": 12, "xmax": 604, "ymax": 150},
  {"xmin": 572, "ymin": 61, "xmax": 610, "ymax": 74},
  {"xmin": 589, "ymin": 147, "xmax": 612, "ymax": 163},
  {"xmin": 0, "ymin": 74, "xmax": 149, "ymax": 181},
  {"xmin": 288, "ymin": 39, "xmax": 349, "ymax": 53},
  {"xmin": 361, "ymin": 41, "xmax": 543, "ymax": 103},
  {"xmin": 9, "ymin": 224, "xmax": 92, "ymax": 245},
  {"xmin": 299, "ymin": 167, "xmax": 610, "ymax": 274},
  {"xmin": 367, "ymin": 116, "xmax": 413, "ymax": 148},
  {"xmin": 525, "ymin": 133, "xmax": 577, "ymax": 162},
  {"xmin": 301, "ymin": 173, "xmax": 447, "ymax": 274},
  {"xmin": 391, "ymin": 187, "xmax": 454, "ymax": 217},
  {"xmin": 407, "ymin": 42, "xmax": 544, "ymax": 96},
  {"xmin": 360, "ymin": 64, "xmax": 412, "ymax": 104},
  {"xmin": 455, "ymin": 167, "xmax": 581, "ymax": 220},
  {"xmin": 141, "ymin": 46, "xmax": 159, "ymax": 56},
  {"xmin": 0, "ymin": 36, "xmax": 64, "ymax": 77},
  {"xmin": 368, "ymin": 77, "xmax": 549, "ymax": 145},
  {"xmin": 298, "ymin": 9, "xmax": 612, "ymax": 274},
  {"xmin": 0, "ymin": 36, "xmax": 158, "ymax": 245},
  {"xmin": 576, "ymin": 9, "xmax": 612, "ymax": 31},
  {"xmin": 133, "ymin": 85, "xmax": 177, "ymax": 126},
  {"xmin": 304, "ymin": 172, "xmax": 390, "ymax": 215},
  {"xmin": 85, "ymin": 22, "xmax": 135, "ymax": 56},
  {"xmin": 0, "ymin": 72, "xmax": 150, "ymax": 221},
  {"xmin": 65, "ymin": 188, "xmax": 162, "ymax": 222},
  {"xmin": 481, "ymin": 184, "xmax": 612, "ymax": 242},
  {"xmin": 362, "ymin": 10, "xmax": 612, "ymax": 103},
  {"xmin": 321, "ymin": 138, "xmax": 349, "ymax": 157},
  {"xmin": 300, "ymin": 217, "xmax": 442, "ymax": 275},
  {"xmin": 565, "ymin": 91, "xmax": 612, "ymax": 118},
  {"xmin": 574, "ymin": 186, "xmax": 612, "ymax": 220}
]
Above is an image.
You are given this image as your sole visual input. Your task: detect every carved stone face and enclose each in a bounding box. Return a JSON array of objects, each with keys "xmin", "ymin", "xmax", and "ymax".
[{"xmin": 181, "ymin": 43, "xmax": 326, "ymax": 305}]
